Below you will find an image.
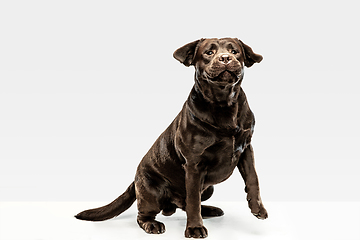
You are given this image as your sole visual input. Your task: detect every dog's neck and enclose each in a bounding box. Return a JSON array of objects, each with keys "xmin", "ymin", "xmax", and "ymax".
[
  {"xmin": 194, "ymin": 71, "xmax": 243, "ymax": 107},
  {"xmin": 187, "ymin": 77, "xmax": 244, "ymax": 131}
]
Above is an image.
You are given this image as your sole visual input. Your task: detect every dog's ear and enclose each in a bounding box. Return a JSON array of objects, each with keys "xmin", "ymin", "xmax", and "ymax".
[
  {"xmin": 236, "ymin": 39, "xmax": 263, "ymax": 67},
  {"xmin": 173, "ymin": 39, "xmax": 204, "ymax": 67}
]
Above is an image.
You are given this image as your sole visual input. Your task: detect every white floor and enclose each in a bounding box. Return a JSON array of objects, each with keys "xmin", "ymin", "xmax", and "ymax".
[{"xmin": 0, "ymin": 201, "xmax": 359, "ymax": 240}]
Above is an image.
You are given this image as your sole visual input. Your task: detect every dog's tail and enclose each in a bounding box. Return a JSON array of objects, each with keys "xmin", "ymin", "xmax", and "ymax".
[{"xmin": 75, "ymin": 181, "xmax": 136, "ymax": 221}]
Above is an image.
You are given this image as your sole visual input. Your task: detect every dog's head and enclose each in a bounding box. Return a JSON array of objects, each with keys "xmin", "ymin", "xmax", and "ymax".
[
  {"xmin": 173, "ymin": 38, "xmax": 262, "ymax": 105},
  {"xmin": 174, "ymin": 38, "xmax": 262, "ymax": 83}
]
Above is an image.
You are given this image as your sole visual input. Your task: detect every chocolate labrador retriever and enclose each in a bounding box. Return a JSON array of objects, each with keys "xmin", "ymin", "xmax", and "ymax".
[{"xmin": 75, "ymin": 37, "xmax": 268, "ymax": 238}]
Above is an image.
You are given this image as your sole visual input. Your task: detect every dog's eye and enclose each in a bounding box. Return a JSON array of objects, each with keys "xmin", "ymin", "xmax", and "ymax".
[
  {"xmin": 205, "ymin": 51, "xmax": 214, "ymax": 56},
  {"xmin": 231, "ymin": 50, "xmax": 238, "ymax": 54}
]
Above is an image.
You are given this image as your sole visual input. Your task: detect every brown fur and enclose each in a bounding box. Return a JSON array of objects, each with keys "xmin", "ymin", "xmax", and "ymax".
[{"xmin": 75, "ymin": 38, "xmax": 268, "ymax": 238}]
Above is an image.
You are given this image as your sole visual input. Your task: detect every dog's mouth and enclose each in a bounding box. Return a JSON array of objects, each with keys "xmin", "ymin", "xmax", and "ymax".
[
  {"xmin": 216, "ymin": 70, "xmax": 237, "ymax": 82},
  {"xmin": 204, "ymin": 69, "xmax": 240, "ymax": 84}
]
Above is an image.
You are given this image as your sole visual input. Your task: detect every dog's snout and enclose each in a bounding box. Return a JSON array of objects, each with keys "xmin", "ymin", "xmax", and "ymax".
[{"xmin": 219, "ymin": 54, "xmax": 231, "ymax": 64}]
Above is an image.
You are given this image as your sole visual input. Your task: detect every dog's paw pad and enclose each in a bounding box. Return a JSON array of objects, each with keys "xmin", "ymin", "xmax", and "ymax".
[
  {"xmin": 185, "ymin": 226, "xmax": 208, "ymax": 238},
  {"xmin": 142, "ymin": 220, "xmax": 165, "ymax": 234},
  {"xmin": 251, "ymin": 206, "xmax": 268, "ymax": 220}
]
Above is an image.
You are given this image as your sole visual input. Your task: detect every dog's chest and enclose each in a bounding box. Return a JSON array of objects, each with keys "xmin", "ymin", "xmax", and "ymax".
[{"xmin": 201, "ymin": 128, "xmax": 252, "ymax": 184}]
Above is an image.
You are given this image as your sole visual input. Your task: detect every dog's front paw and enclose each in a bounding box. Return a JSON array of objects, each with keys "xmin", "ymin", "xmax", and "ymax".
[
  {"xmin": 247, "ymin": 198, "xmax": 268, "ymax": 220},
  {"xmin": 185, "ymin": 225, "xmax": 208, "ymax": 238},
  {"xmin": 252, "ymin": 206, "xmax": 268, "ymax": 220}
]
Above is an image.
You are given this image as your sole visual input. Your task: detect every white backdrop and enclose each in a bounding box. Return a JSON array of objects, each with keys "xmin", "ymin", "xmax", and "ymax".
[{"xmin": 1, "ymin": 0, "xmax": 359, "ymax": 202}]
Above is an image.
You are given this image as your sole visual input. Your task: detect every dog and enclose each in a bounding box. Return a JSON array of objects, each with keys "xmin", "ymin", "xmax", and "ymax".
[{"xmin": 75, "ymin": 37, "xmax": 268, "ymax": 238}]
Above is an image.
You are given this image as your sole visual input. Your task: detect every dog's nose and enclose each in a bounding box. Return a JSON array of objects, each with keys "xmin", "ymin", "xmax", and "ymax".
[{"xmin": 219, "ymin": 54, "xmax": 231, "ymax": 64}]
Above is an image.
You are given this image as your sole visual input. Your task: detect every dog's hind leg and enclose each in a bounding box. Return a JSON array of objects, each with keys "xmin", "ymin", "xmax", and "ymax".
[
  {"xmin": 136, "ymin": 196, "xmax": 165, "ymax": 234},
  {"xmin": 162, "ymin": 201, "xmax": 177, "ymax": 216},
  {"xmin": 201, "ymin": 186, "xmax": 214, "ymax": 201},
  {"xmin": 201, "ymin": 205, "xmax": 224, "ymax": 218},
  {"xmin": 200, "ymin": 186, "xmax": 224, "ymax": 218},
  {"xmin": 135, "ymin": 183, "xmax": 165, "ymax": 235}
]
